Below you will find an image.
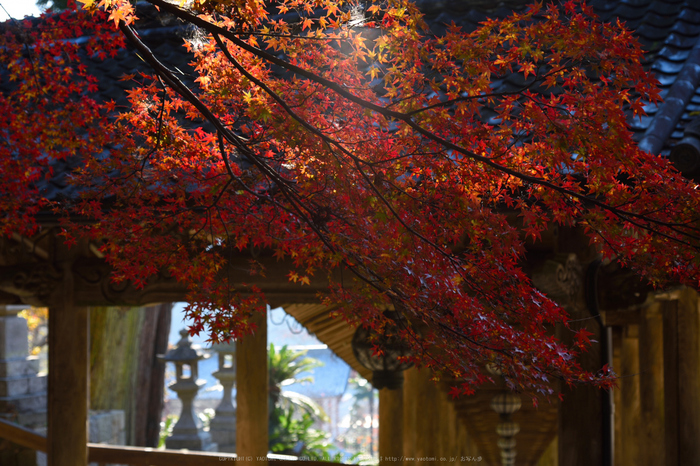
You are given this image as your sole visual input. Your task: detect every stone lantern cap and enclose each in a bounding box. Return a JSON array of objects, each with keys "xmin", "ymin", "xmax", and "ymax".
[
  {"xmin": 159, "ymin": 329, "xmax": 204, "ymax": 363},
  {"xmin": 208, "ymin": 340, "xmax": 236, "ymax": 354}
]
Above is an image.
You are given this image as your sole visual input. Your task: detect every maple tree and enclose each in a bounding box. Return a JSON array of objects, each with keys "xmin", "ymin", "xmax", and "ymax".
[{"xmin": 1, "ymin": 0, "xmax": 697, "ymax": 398}]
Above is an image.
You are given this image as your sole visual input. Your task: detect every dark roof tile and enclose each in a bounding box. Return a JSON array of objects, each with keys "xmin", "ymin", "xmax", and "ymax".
[
  {"xmin": 678, "ymin": 6, "xmax": 700, "ymax": 24},
  {"xmin": 642, "ymin": 11, "xmax": 682, "ymax": 28},
  {"xmin": 670, "ymin": 19, "xmax": 700, "ymax": 36},
  {"xmin": 637, "ymin": 22, "xmax": 678, "ymax": 41},
  {"xmin": 629, "ymin": 114, "xmax": 656, "ymax": 131},
  {"xmin": 649, "ymin": 0, "xmax": 687, "ymax": 17},
  {"xmin": 652, "ymin": 58, "xmax": 687, "ymax": 73},
  {"xmin": 611, "ymin": 3, "xmax": 650, "ymax": 21},
  {"xmin": 655, "ymin": 72, "xmax": 681, "ymax": 86},
  {"xmin": 664, "ymin": 31, "xmax": 700, "ymax": 47},
  {"xmin": 658, "ymin": 45, "xmax": 692, "ymax": 61}
]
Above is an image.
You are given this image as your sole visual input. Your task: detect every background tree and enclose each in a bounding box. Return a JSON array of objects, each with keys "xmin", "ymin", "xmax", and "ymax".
[
  {"xmin": 89, "ymin": 304, "xmax": 171, "ymax": 447},
  {"xmin": 1, "ymin": 0, "xmax": 696, "ymax": 398},
  {"xmin": 268, "ymin": 344, "xmax": 331, "ymax": 458}
]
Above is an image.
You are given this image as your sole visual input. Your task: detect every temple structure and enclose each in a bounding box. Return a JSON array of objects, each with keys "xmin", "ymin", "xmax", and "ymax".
[{"xmin": 2, "ymin": 0, "xmax": 700, "ymax": 465}]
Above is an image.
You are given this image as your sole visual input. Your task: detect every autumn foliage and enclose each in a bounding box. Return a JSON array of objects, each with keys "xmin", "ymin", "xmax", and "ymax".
[{"xmin": 1, "ymin": 0, "xmax": 697, "ymax": 396}]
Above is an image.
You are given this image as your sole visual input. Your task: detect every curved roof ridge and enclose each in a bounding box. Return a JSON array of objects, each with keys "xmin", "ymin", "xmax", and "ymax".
[{"xmin": 639, "ymin": 33, "xmax": 700, "ymax": 154}]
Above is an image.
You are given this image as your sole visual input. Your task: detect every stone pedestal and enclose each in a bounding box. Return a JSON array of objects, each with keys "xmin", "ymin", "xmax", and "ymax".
[
  {"xmin": 210, "ymin": 363, "xmax": 236, "ymax": 453},
  {"xmin": 165, "ymin": 377, "xmax": 215, "ymax": 451},
  {"xmin": 0, "ymin": 305, "xmax": 47, "ymax": 428}
]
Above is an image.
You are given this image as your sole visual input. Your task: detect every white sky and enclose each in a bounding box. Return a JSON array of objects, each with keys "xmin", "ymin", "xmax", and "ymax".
[{"xmin": 0, "ymin": 0, "xmax": 42, "ymax": 21}]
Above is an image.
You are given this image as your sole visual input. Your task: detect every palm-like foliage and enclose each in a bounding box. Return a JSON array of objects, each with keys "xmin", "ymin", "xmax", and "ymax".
[
  {"xmin": 268, "ymin": 344, "xmax": 332, "ymax": 457},
  {"xmin": 268, "ymin": 343, "xmax": 323, "ymax": 411}
]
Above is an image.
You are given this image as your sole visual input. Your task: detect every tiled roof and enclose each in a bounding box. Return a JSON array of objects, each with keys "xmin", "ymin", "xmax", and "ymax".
[
  {"xmin": 9, "ymin": 0, "xmax": 700, "ymax": 203},
  {"xmin": 5, "ymin": 3, "xmax": 197, "ymax": 203},
  {"xmin": 588, "ymin": 0, "xmax": 700, "ymax": 155},
  {"xmin": 416, "ymin": 0, "xmax": 700, "ymax": 158}
]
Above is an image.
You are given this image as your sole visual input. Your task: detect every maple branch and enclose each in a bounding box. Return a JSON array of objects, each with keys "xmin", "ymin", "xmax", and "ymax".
[
  {"xmin": 213, "ymin": 33, "xmax": 461, "ymax": 258},
  {"xmin": 403, "ymin": 74, "xmax": 544, "ymax": 117},
  {"xmin": 118, "ymin": 22, "xmax": 302, "ymax": 198},
  {"xmin": 118, "ymin": 22, "xmax": 399, "ymax": 300},
  {"xmin": 144, "ymin": 0, "xmax": 700, "ymax": 251}
]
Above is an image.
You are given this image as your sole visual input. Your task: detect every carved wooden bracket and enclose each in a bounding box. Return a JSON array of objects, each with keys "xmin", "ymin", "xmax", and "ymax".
[
  {"xmin": 72, "ymin": 260, "xmax": 188, "ymax": 306},
  {"xmin": 0, "ymin": 264, "xmax": 63, "ymax": 306},
  {"xmin": 531, "ymin": 253, "xmax": 584, "ymax": 309}
]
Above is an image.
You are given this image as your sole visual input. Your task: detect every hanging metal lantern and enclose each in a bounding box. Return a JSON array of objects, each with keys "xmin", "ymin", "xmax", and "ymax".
[
  {"xmin": 496, "ymin": 421, "xmax": 520, "ymax": 437},
  {"xmin": 351, "ymin": 312, "xmax": 413, "ymax": 390},
  {"xmin": 490, "ymin": 392, "xmax": 522, "ymax": 415},
  {"xmin": 497, "ymin": 437, "xmax": 516, "ymax": 449}
]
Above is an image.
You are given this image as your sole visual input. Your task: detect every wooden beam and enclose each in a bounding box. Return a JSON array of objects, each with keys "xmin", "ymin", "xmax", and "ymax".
[
  {"xmin": 236, "ymin": 309, "xmax": 268, "ymax": 464},
  {"xmin": 48, "ymin": 265, "xmax": 89, "ymax": 466},
  {"xmin": 600, "ymin": 308, "xmax": 641, "ymax": 327},
  {"xmin": 0, "ymin": 254, "xmax": 343, "ymax": 307},
  {"xmin": 0, "ymin": 418, "xmax": 47, "ymax": 452},
  {"xmin": 0, "ymin": 420, "xmax": 342, "ymax": 466},
  {"xmin": 88, "ymin": 445, "xmax": 331, "ymax": 465}
]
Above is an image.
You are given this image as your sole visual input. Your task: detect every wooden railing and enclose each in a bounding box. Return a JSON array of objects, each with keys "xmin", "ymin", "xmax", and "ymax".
[{"xmin": 0, "ymin": 418, "xmax": 342, "ymax": 466}]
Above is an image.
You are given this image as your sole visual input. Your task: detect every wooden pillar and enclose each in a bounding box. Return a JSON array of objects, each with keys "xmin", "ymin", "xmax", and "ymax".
[
  {"xmin": 379, "ymin": 387, "xmax": 403, "ymax": 464},
  {"xmin": 48, "ymin": 266, "xmax": 89, "ymax": 466},
  {"xmin": 611, "ymin": 327, "xmax": 623, "ymax": 466},
  {"xmin": 620, "ymin": 326, "xmax": 640, "ymax": 466},
  {"xmin": 414, "ymin": 368, "xmax": 438, "ymax": 460},
  {"xmin": 456, "ymin": 417, "xmax": 479, "ymax": 459},
  {"xmin": 236, "ymin": 309, "xmax": 268, "ymax": 463},
  {"xmin": 557, "ymin": 322, "xmax": 604, "ymax": 465},
  {"xmin": 662, "ymin": 289, "xmax": 700, "ymax": 465},
  {"xmin": 639, "ymin": 302, "xmax": 664, "ymax": 466},
  {"xmin": 445, "ymin": 394, "xmax": 457, "ymax": 462},
  {"xmin": 437, "ymin": 392, "xmax": 449, "ymax": 463},
  {"xmin": 403, "ymin": 368, "xmax": 417, "ymax": 465},
  {"xmin": 457, "ymin": 420, "xmax": 467, "ymax": 465}
]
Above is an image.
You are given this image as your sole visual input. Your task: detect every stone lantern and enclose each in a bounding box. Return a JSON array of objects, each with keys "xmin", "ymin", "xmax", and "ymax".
[
  {"xmin": 159, "ymin": 329, "xmax": 216, "ymax": 451},
  {"xmin": 208, "ymin": 340, "xmax": 236, "ymax": 453}
]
